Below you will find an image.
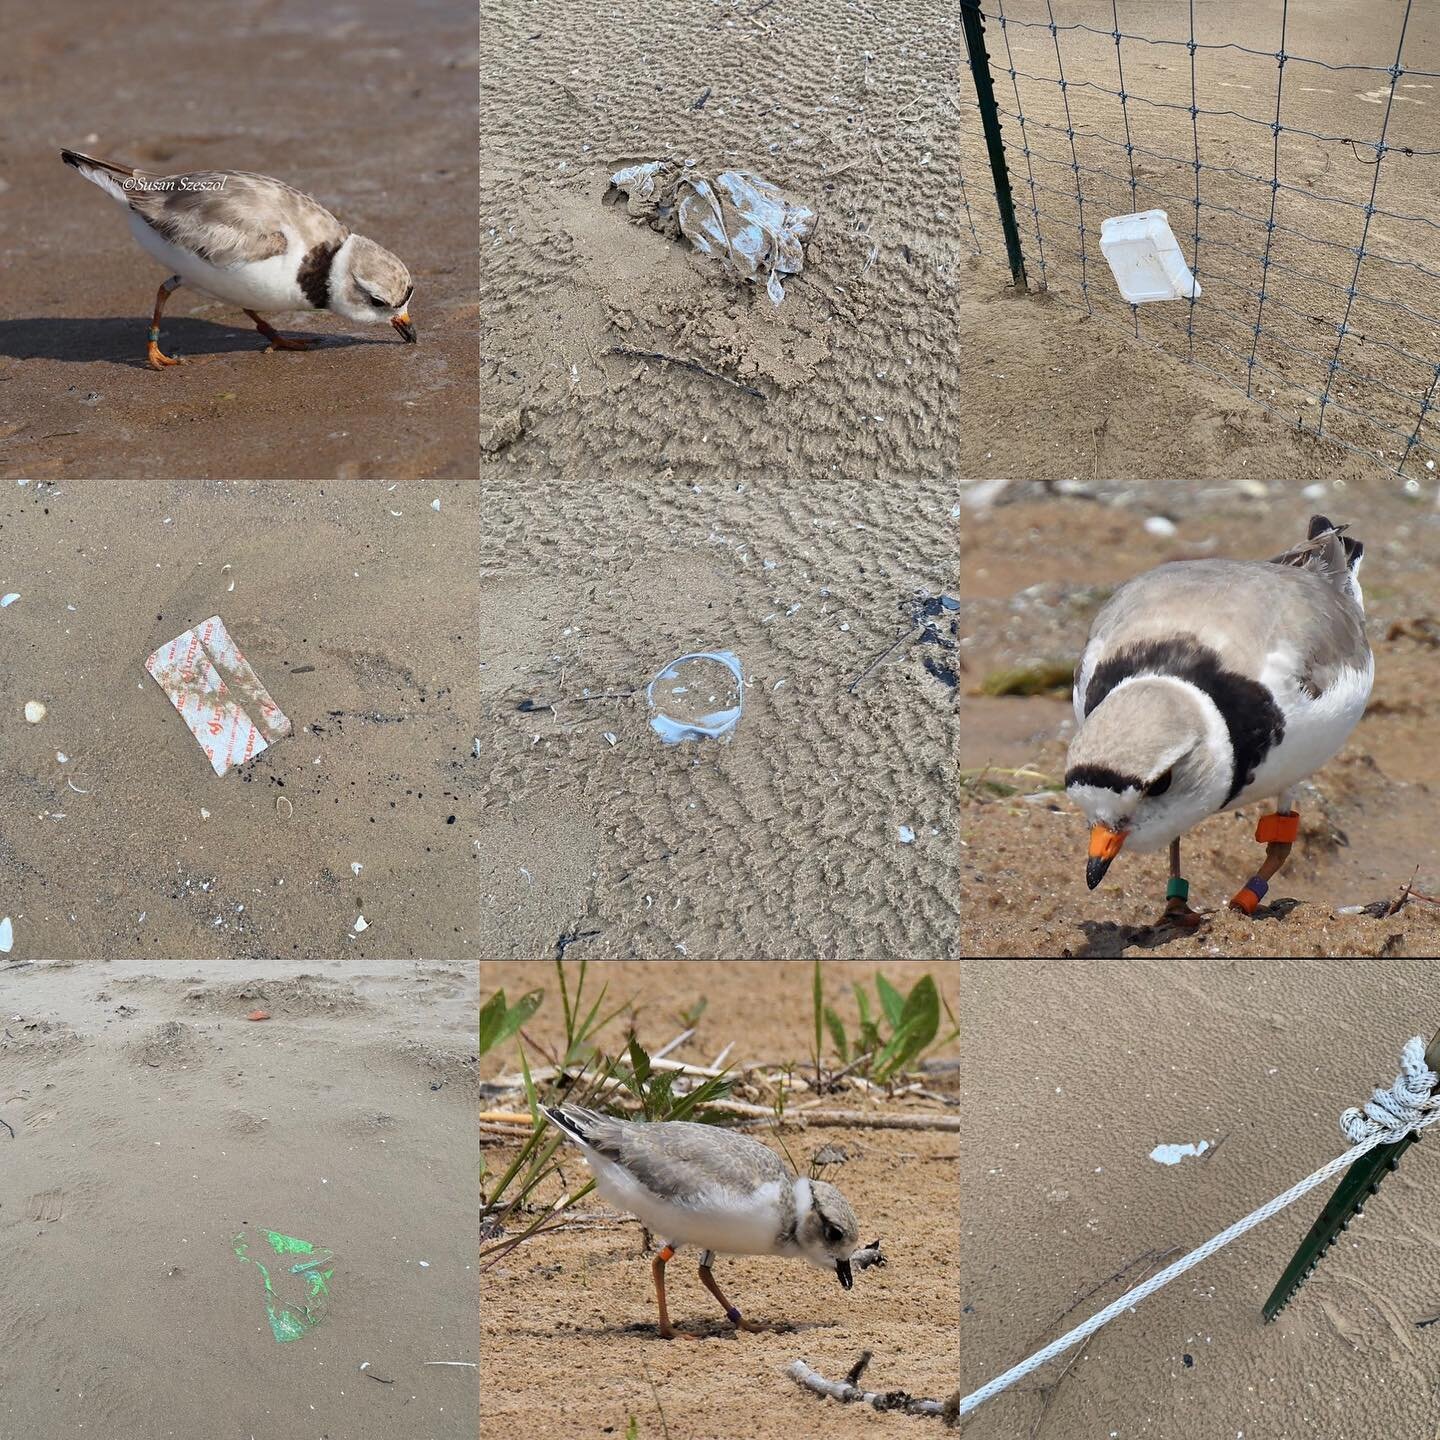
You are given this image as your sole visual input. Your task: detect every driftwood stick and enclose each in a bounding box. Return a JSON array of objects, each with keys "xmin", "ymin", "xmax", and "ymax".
[
  {"xmin": 708, "ymin": 1099, "xmax": 961, "ymax": 1131},
  {"xmin": 608, "ymin": 346, "xmax": 766, "ymax": 400},
  {"xmin": 787, "ymin": 1357, "xmax": 946, "ymax": 1417}
]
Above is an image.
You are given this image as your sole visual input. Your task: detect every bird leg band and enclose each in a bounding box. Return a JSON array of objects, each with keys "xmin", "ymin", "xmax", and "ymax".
[{"xmin": 1231, "ymin": 809, "xmax": 1299, "ymax": 914}]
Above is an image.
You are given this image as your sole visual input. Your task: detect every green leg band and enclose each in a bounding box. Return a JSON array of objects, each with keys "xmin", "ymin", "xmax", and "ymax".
[{"xmin": 1166, "ymin": 877, "xmax": 1190, "ymax": 901}]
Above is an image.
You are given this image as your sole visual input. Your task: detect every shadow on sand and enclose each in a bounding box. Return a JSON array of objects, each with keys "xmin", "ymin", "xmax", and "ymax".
[
  {"xmin": 0, "ymin": 316, "xmax": 381, "ymax": 367},
  {"xmin": 1071, "ymin": 897, "xmax": 1303, "ymax": 956}
]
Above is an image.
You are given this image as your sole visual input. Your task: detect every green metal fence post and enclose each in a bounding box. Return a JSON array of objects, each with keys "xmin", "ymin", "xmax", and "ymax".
[{"xmin": 960, "ymin": 0, "xmax": 1029, "ymax": 293}]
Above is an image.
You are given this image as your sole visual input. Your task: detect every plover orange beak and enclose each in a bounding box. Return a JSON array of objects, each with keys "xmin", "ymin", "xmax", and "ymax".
[
  {"xmin": 392, "ymin": 311, "xmax": 417, "ymax": 343},
  {"xmin": 1086, "ymin": 824, "xmax": 1126, "ymax": 889}
]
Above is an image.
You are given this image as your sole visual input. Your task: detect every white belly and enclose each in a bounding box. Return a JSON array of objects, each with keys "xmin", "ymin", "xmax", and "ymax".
[
  {"xmin": 1230, "ymin": 655, "xmax": 1374, "ymax": 807},
  {"xmin": 127, "ymin": 212, "xmax": 309, "ymax": 312}
]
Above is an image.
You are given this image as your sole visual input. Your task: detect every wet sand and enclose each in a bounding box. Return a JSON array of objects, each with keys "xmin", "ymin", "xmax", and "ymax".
[
  {"xmin": 0, "ymin": 482, "xmax": 480, "ymax": 961},
  {"xmin": 2, "ymin": 0, "xmax": 478, "ymax": 480},
  {"xmin": 960, "ymin": 959, "xmax": 1440, "ymax": 1439},
  {"xmin": 0, "ymin": 958, "xmax": 478, "ymax": 1438}
]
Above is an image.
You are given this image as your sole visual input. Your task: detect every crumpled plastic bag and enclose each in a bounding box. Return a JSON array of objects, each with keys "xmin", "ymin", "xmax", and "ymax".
[{"xmin": 605, "ymin": 159, "xmax": 816, "ymax": 305}]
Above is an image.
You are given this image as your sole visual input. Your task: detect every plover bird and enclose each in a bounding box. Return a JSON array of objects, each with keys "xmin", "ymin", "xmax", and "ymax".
[
  {"xmin": 61, "ymin": 149, "xmax": 416, "ymax": 369},
  {"xmin": 542, "ymin": 1104, "xmax": 860, "ymax": 1338},
  {"xmin": 1066, "ymin": 515, "xmax": 1372, "ymax": 924}
]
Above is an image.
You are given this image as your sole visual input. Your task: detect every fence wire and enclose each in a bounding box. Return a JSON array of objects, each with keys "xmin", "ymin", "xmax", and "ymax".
[{"xmin": 961, "ymin": 0, "xmax": 1440, "ymax": 480}]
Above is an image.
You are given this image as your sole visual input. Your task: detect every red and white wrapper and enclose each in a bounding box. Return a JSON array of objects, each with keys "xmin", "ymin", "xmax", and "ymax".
[{"xmin": 145, "ymin": 616, "xmax": 291, "ymax": 777}]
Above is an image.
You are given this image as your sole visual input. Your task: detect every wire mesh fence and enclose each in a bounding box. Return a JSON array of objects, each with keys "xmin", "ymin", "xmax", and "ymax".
[{"xmin": 961, "ymin": 0, "xmax": 1440, "ymax": 479}]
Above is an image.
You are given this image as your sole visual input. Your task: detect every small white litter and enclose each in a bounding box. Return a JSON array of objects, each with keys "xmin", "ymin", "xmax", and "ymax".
[
  {"xmin": 1099, "ymin": 209, "xmax": 1201, "ymax": 304},
  {"xmin": 1150, "ymin": 1140, "xmax": 1210, "ymax": 1165},
  {"xmin": 354, "ymin": 915, "xmax": 369, "ymax": 933},
  {"xmin": 898, "ymin": 825, "xmax": 916, "ymax": 844},
  {"xmin": 1, "ymin": 593, "xmax": 19, "ymax": 608},
  {"xmin": 0, "ymin": 916, "xmax": 11, "ymax": 954},
  {"xmin": 23, "ymin": 701, "xmax": 45, "ymax": 724},
  {"xmin": 145, "ymin": 616, "xmax": 291, "ymax": 777}
]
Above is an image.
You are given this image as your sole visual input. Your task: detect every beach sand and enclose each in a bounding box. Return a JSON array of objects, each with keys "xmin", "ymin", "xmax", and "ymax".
[
  {"xmin": 1, "ymin": 0, "xmax": 478, "ymax": 481},
  {"xmin": 480, "ymin": 960, "xmax": 960, "ymax": 1438},
  {"xmin": 475, "ymin": 0, "xmax": 961, "ymax": 960},
  {"xmin": 0, "ymin": 958, "xmax": 478, "ymax": 1438},
  {"xmin": 960, "ymin": 473, "xmax": 1440, "ymax": 957},
  {"xmin": 0, "ymin": 482, "xmax": 481, "ymax": 961},
  {"xmin": 960, "ymin": 958, "xmax": 1440, "ymax": 1439}
]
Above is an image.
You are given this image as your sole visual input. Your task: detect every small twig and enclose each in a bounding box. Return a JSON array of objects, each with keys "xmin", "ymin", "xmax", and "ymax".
[
  {"xmin": 651, "ymin": 1027, "xmax": 695, "ymax": 1063},
  {"xmin": 848, "ymin": 626, "xmax": 923, "ymax": 694},
  {"xmin": 1416, "ymin": 1312, "xmax": 1440, "ymax": 1329},
  {"xmin": 641, "ymin": 1355, "xmax": 671, "ymax": 1440},
  {"xmin": 608, "ymin": 346, "xmax": 766, "ymax": 400},
  {"xmin": 787, "ymin": 1357, "xmax": 945, "ymax": 1417},
  {"xmin": 0, "ymin": 1117, "xmax": 14, "ymax": 1140},
  {"xmin": 422, "ymin": 1361, "xmax": 478, "ymax": 1368}
]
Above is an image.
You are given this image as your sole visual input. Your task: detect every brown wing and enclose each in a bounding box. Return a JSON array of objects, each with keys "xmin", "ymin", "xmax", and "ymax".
[{"xmin": 127, "ymin": 171, "xmax": 347, "ymax": 267}]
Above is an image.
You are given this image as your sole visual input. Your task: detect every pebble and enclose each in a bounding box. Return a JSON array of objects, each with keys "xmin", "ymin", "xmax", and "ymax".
[
  {"xmin": 24, "ymin": 701, "xmax": 45, "ymax": 724},
  {"xmin": 1143, "ymin": 516, "xmax": 1177, "ymax": 538},
  {"xmin": 898, "ymin": 825, "xmax": 916, "ymax": 844}
]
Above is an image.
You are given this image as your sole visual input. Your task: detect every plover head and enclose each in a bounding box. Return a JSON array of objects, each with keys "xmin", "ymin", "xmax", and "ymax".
[
  {"xmin": 1066, "ymin": 675, "xmax": 1232, "ymax": 886},
  {"xmin": 330, "ymin": 234, "xmax": 416, "ymax": 341},
  {"xmin": 793, "ymin": 1178, "xmax": 861, "ymax": 1289}
]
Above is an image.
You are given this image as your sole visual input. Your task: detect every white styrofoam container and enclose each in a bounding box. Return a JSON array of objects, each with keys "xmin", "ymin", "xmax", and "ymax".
[{"xmin": 1099, "ymin": 209, "xmax": 1201, "ymax": 304}]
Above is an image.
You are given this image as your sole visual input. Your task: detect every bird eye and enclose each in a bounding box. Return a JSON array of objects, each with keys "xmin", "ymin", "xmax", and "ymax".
[
  {"xmin": 1145, "ymin": 768, "xmax": 1173, "ymax": 798},
  {"xmin": 367, "ymin": 294, "xmax": 391, "ymax": 309},
  {"xmin": 823, "ymin": 1223, "xmax": 843, "ymax": 1245}
]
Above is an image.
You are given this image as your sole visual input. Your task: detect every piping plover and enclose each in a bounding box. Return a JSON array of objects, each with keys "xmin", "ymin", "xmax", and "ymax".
[
  {"xmin": 543, "ymin": 1104, "xmax": 860, "ymax": 1338},
  {"xmin": 1066, "ymin": 515, "xmax": 1372, "ymax": 923},
  {"xmin": 61, "ymin": 149, "xmax": 416, "ymax": 369}
]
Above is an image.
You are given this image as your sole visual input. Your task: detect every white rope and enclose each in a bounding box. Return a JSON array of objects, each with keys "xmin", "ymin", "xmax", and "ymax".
[{"xmin": 960, "ymin": 1036, "xmax": 1440, "ymax": 1419}]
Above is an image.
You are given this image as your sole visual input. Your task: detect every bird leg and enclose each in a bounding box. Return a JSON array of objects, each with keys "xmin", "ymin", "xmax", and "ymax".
[
  {"xmin": 245, "ymin": 311, "xmax": 321, "ymax": 351},
  {"xmin": 697, "ymin": 1249, "xmax": 765, "ymax": 1333},
  {"xmin": 147, "ymin": 275, "xmax": 184, "ymax": 368},
  {"xmin": 652, "ymin": 1244, "xmax": 678, "ymax": 1339},
  {"xmin": 1161, "ymin": 837, "xmax": 1204, "ymax": 928},
  {"xmin": 1230, "ymin": 801, "xmax": 1299, "ymax": 915}
]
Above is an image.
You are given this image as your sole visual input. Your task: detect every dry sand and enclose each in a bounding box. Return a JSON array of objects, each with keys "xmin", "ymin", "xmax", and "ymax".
[
  {"xmin": 960, "ymin": 958, "xmax": 1440, "ymax": 1439},
  {"xmin": 0, "ymin": 482, "xmax": 481, "ymax": 961},
  {"xmin": 2, "ymin": 0, "xmax": 478, "ymax": 481},
  {"xmin": 961, "ymin": 0, "xmax": 1440, "ymax": 480},
  {"xmin": 959, "ymin": 476, "xmax": 1440, "ymax": 957},
  {"xmin": 0, "ymin": 958, "xmax": 479, "ymax": 1438},
  {"xmin": 480, "ymin": 960, "xmax": 960, "ymax": 1439}
]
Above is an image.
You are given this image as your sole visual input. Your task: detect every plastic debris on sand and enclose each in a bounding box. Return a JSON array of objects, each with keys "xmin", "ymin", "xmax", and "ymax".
[{"xmin": 605, "ymin": 159, "xmax": 815, "ymax": 305}]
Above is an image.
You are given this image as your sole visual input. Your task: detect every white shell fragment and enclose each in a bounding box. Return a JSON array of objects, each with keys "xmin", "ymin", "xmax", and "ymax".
[
  {"xmin": 0, "ymin": 916, "xmax": 11, "ymax": 953},
  {"xmin": 24, "ymin": 701, "xmax": 46, "ymax": 724},
  {"xmin": 354, "ymin": 915, "xmax": 369, "ymax": 933},
  {"xmin": 898, "ymin": 825, "xmax": 916, "ymax": 844},
  {"xmin": 1, "ymin": 593, "xmax": 19, "ymax": 608}
]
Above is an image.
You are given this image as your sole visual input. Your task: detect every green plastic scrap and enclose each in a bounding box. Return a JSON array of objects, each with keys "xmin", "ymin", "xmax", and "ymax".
[{"xmin": 233, "ymin": 1228, "xmax": 335, "ymax": 1343}]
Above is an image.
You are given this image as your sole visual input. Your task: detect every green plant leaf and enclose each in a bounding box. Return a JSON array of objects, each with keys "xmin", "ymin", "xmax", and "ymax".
[
  {"xmin": 478, "ymin": 990, "xmax": 508, "ymax": 1058},
  {"xmin": 628, "ymin": 1036, "xmax": 652, "ymax": 1084},
  {"xmin": 824, "ymin": 1005, "xmax": 849, "ymax": 1064},
  {"xmin": 478, "ymin": 987, "xmax": 544, "ymax": 1059},
  {"xmin": 875, "ymin": 972, "xmax": 905, "ymax": 1028}
]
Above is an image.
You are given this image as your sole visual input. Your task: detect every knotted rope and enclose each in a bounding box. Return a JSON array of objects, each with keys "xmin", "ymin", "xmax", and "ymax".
[{"xmin": 960, "ymin": 1036, "xmax": 1440, "ymax": 1419}]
